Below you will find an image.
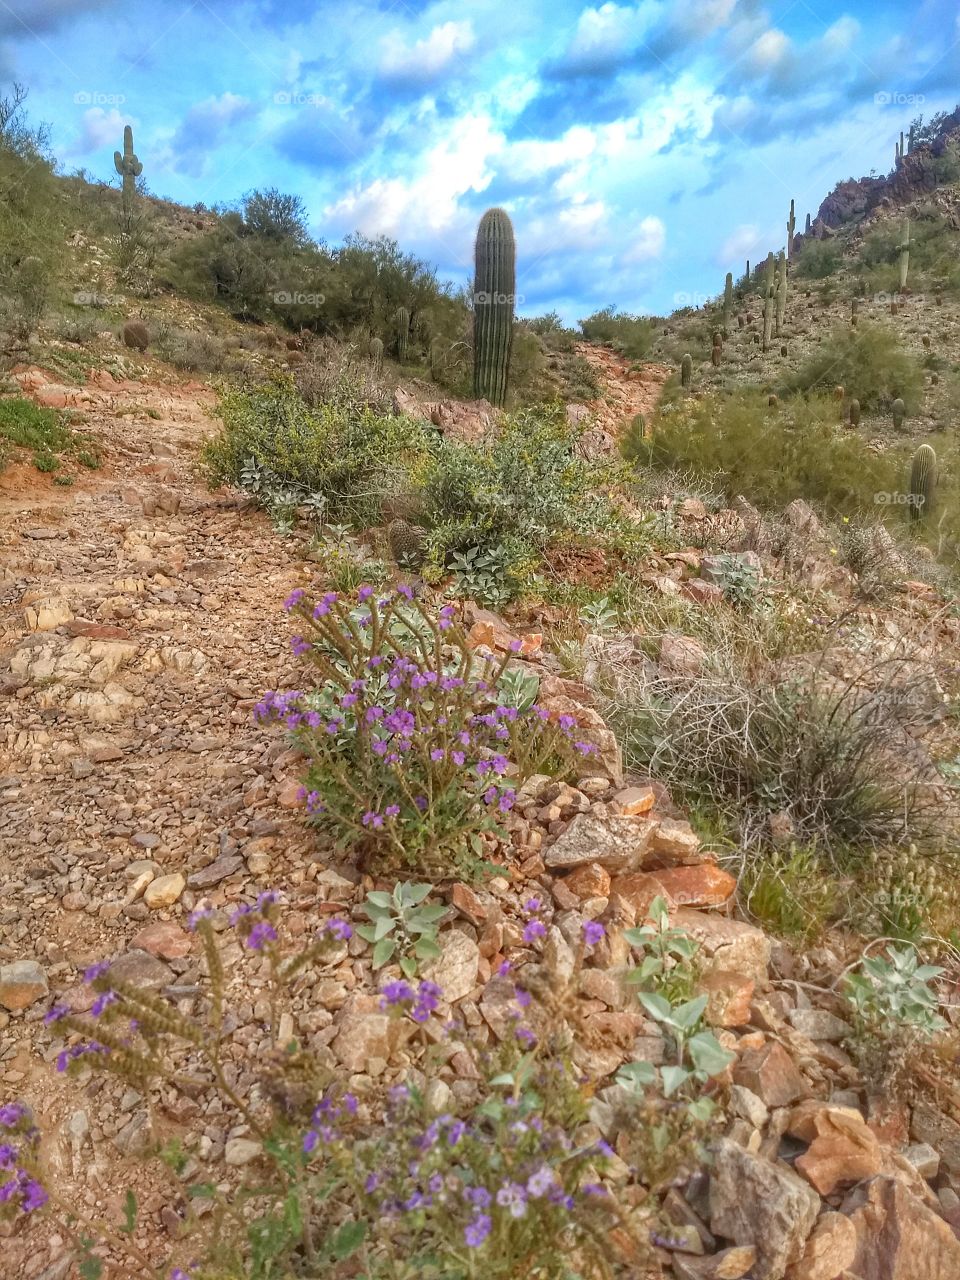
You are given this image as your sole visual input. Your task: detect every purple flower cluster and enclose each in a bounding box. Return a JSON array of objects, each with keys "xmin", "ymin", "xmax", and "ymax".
[
  {"xmin": 302, "ymin": 1090, "xmax": 359, "ymax": 1155},
  {"xmin": 380, "ymin": 979, "xmax": 442, "ymax": 1023},
  {"xmin": 0, "ymin": 1105, "xmax": 46, "ymax": 1215}
]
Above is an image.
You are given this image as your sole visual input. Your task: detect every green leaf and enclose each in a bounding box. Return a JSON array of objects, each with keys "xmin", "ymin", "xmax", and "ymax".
[
  {"xmin": 373, "ymin": 914, "xmax": 395, "ymax": 942},
  {"xmin": 660, "ymin": 1065, "xmax": 690, "ymax": 1097},
  {"xmin": 414, "ymin": 938, "xmax": 441, "ymax": 960},
  {"xmin": 121, "ymin": 1189, "xmax": 137, "ymax": 1234},
  {"xmin": 399, "ymin": 956, "xmax": 416, "ymax": 980},
  {"xmin": 687, "ymin": 1031, "xmax": 736, "ymax": 1077},
  {"xmin": 636, "ymin": 990, "xmax": 672, "ymax": 1022},
  {"xmin": 489, "ymin": 1072, "xmax": 515, "ymax": 1087},
  {"xmin": 365, "ymin": 891, "xmax": 393, "ymax": 909},
  {"xmin": 331, "ymin": 1219, "xmax": 367, "ymax": 1260},
  {"xmin": 79, "ymin": 1259, "xmax": 104, "ymax": 1280},
  {"xmin": 670, "ymin": 995, "xmax": 709, "ymax": 1030},
  {"xmin": 372, "ymin": 937, "xmax": 397, "ymax": 969},
  {"xmin": 413, "ymin": 904, "xmax": 448, "ymax": 923},
  {"xmin": 354, "ymin": 923, "xmax": 378, "ymax": 943},
  {"xmin": 616, "ymin": 1061, "xmax": 656, "ymax": 1091},
  {"xmin": 623, "ymin": 926, "xmax": 655, "ymax": 947},
  {"xmin": 400, "ymin": 882, "xmax": 433, "ymax": 906},
  {"xmin": 187, "ymin": 1182, "xmax": 217, "ymax": 1199}
]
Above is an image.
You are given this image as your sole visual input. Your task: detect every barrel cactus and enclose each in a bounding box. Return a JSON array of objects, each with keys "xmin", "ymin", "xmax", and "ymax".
[
  {"xmin": 892, "ymin": 397, "xmax": 906, "ymax": 430},
  {"xmin": 395, "ymin": 308, "xmax": 410, "ymax": 362},
  {"xmin": 849, "ymin": 398, "xmax": 861, "ymax": 427},
  {"xmin": 387, "ymin": 518, "xmax": 426, "ymax": 566},
  {"xmin": 369, "ymin": 336, "xmax": 384, "ymax": 375},
  {"xmin": 114, "ymin": 125, "xmax": 143, "ymax": 212},
  {"xmin": 680, "ymin": 353, "xmax": 692, "ymax": 388},
  {"xmin": 909, "ymin": 444, "xmax": 936, "ymax": 523},
  {"xmin": 472, "ymin": 208, "xmax": 516, "ymax": 406}
]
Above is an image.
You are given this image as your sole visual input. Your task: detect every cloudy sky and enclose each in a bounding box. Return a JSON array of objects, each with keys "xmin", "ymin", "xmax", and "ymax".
[{"xmin": 3, "ymin": 0, "xmax": 958, "ymax": 320}]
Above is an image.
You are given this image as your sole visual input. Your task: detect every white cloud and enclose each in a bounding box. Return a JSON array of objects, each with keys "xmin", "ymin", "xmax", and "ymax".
[
  {"xmin": 378, "ymin": 20, "xmax": 475, "ymax": 82},
  {"xmin": 564, "ymin": 3, "xmax": 644, "ymax": 68},
  {"xmin": 523, "ymin": 198, "xmax": 609, "ymax": 257},
  {"xmin": 323, "ymin": 113, "xmax": 501, "ymax": 246},
  {"xmin": 625, "ymin": 215, "xmax": 666, "ymax": 262},
  {"xmin": 745, "ymin": 28, "xmax": 790, "ymax": 73},
  {"xmin": 818, "ymin": 16, "xmax": 859, "ymax": 55},
  {"xmin": 69, "ymin": 107, "xmax": 129, "ymax": 155},
  {"xmin": 719, "ymin": 223, "xmax": 763, "ymax": 265}
]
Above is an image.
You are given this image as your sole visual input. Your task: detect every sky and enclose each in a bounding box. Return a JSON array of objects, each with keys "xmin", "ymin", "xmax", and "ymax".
[{"xmin": 2, "ymin": 0, "xmax": 959, "ymax": 322}]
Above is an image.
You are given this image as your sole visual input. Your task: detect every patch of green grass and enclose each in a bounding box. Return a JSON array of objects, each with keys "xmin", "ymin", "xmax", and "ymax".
[
  {"xmin": 33, "ymin": 451, "xmax": 58, "ymax": 472},
  {"xmin": 0, "ymin": 397, "xmax": 72, "ymax": 452},
  {"xmin": 75, "ymin": 448, "xmax": 100, "ymax": 469},
  {"xmin": 54, "ymin": 472, "xmax": 74, "ymax": 486},
  {"xmin": 740, "ymin": 846, "xmax": 839, "ymax": 943}
]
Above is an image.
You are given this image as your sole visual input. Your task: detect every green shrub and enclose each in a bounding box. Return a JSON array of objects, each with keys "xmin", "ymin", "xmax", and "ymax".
[
  {"xmin": 640, "ymin": 388, "xmax": 902, "ymax": 515},
  {"xmin": 579, "ymin": 307, "xmax": 656, "ymax": 360},
  {"xmin": 786, "ymin": 324, "xmax": 924, "ymax": 411},
  {"xmin": 154, "ymin": 325, "xmax": 227, "ymax": 372},
  {"xmin": 793, "ymin": 238, "xmax": 841, "ymax": 279},
  {"xmin": 203, "ymin": 374, "xmax": 437, "ymax": 526},
  {"xmin": 0, "ymin": 397, "xmax": 71, "ymax": 454}
]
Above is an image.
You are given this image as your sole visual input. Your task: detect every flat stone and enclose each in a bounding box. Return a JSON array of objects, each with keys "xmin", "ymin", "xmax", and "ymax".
[
  {"xmin": 187, "ymin": 855, "xmax": 244, "ymax": 889},
  {"xmin": 659, "ymin": 633, "xmax": 708, "ymax": 675},
  {"xmin": 107, "ymin": 949, "xmax": 171, "ymax": 990},
  {"xmin": 544, "ymin": 813, "xmax": 656, "ymax": 872},
  {"xmin": 792, "ymin": 1105, "xmax": 884, "ymax": 1196},
  {"xmin": 734, "ymin": 1042, "xmax": 806, "ymax": 1108},
  {"xmin": 674, "ymin": 910, "xmax": 771, "ymax": 985},
  {"xmin": 610, "ymin": 785, "xmax": 656, "ymax": 816},
  {"xmin": 0, "ymin": 960, "xmax": 48, "ymax": 1011},
  {"xmin": 131, "ymin": 921, "xmax": 193, "ymax": 960},
  {"xmin": 224, "ymin": 1138, "xmax": 262, "ymax": 1167},
  {"xmin": 420, "ymin": 930, "xmax": 480, "ymax": 1003},
  {"xmin": 648, "ymin": 819, "xmax": 702, "ymax": 863},
  {"xmin": 786, "ymin": 1009, "xmax": 851, "ymax": 1042},
  {"xmin": 902, "ymin": 1142, "xmax": 940, "ymax": 1180},
  {"xmin": 612, "ymin": 864, "xmax": 736, "ymax": 915},
  {"xmin": 143, "ymin": 873, "xmax": 185, "ymax": 909},
  {"xmin": 709, "ymin": 1139, "xmax": 819, "ymax": 1280}
]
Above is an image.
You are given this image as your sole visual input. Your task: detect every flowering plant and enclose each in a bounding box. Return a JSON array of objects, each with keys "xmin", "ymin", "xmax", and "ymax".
[{"xmin": 258, "ymin": 587, "xmax": 589, "ymax": 879}]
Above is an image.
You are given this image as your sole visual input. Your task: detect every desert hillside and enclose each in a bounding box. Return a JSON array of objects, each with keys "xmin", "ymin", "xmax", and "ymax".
[{"xmin": 2, "ymin": 82, "xmax": 960, "ymax": 1280}]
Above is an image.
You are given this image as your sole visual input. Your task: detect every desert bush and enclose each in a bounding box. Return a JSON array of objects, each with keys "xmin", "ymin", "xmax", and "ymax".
[
  {"xmin": 260, "ymin": 588, "xmax": 587, "ymax": 878},
  {"xmin": 786, "ymin": 324, "xmax": 924, "ymax": 411},
  {"xmin": 154, "ymin": 324, "xmax": 227, "ymax": 372},
  {"xmin": 793, "ymin": 239, "xmax": 841, "ymax": 279},
  {"xmin": 598, "ymin": 637, "xmax": 941, "ymax": 858},
  {"xmin": 579, "ymin": 307, "xmax": 656, "ymax": 360},
  {"xmin": 204, "ymin": 373, "xmax": 437, "ymax": 526},
  {"xmin": 0, "ymin": 397, "xmax": 73, "ymax": 472},
  {"xmin": 640, "ymin": 388, "xmax": 903, "ymax": 515}
]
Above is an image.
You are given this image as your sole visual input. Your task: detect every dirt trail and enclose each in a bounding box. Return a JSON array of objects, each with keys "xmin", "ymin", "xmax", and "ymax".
[{"xmin": 574, "ymin": 341, "xmax": 670, "ymax": 441}]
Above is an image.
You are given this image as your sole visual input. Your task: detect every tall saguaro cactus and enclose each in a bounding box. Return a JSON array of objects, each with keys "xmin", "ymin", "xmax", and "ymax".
[
  {"xmin": 775, "ymin": 250, "xmax": 787, "ymax": 336},
  {"xmin": 472, "ymin": 208, "xmax": 516, "ymax": 406},
  {"xmin": 722, "ymin": 272, "xmax": 733, "ymax": 331},
  {"xmin": 395, "ymin": 307, "xmax": 410, "ymax": 362},
  {"xmin": 786, "ymin": 199, "xmax": 796, "ymax": 261},
  {"xmin": 910, "ymin": 444, "xmax": 936, "ymax": 522},
  {"xmin": 898, "ymin": 218, "xmax": 910, "ymax": 291},
  {"xmin": 114, "ymin": 124, "xmax": 143, "ymax": 213},
  {"xmin": 761, "ymin": 252, "xmax": 775, "ymax": 352}
]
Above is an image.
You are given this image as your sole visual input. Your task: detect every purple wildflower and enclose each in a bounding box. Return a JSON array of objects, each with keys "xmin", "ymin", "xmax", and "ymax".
[
  {"xmin": 322, "ymin": 918, "xmax": 352, "ymax": 941},
  {"xmin": 526, "ymin": 1166, "xmax": 556, "ymax": 1198},
  {"xmin": 464, "ymin": 1213, "xmax": 492, "ymax": 1247},
  {"xmin": 381, "ymin": 980, "xmax": 415, "ymax": 1008},
  {"xmin": 43, "ymin": 1005, "xmax": 68, "ymax": 1027},
  {"xmin": 358, "ymin": 585, "xmax": 374, "ymax": 602},
  {"xmin": 91, "ymin": 991, "xmax": 117, "ymax": 1018},
  {"xmin": 283, "ymin": 588, "xmax": 305, "ymax": 611},
  {"xmin": 83, "ymin": 961, "xmax": 109, "ymax": 984},
  {"xmin": 522, "ymin": 920, "xmax": 546, "ymax": 943},
  {"xmin": 384, "ymin": 804, "xmax": 401, "ymax": 819},
  {"xmin": 246, "ymin": 921, "xmax": 278, "ymax": 951},
  {"xmin": 582, "ymin": 920, "xmax": 605, "ymax": 946},
  {"xmin": 290, "ymin": 636, "xmax": 310, "ymax": 656},
  {"xmin": 496, "ymin": 1182, "xmax": 528, "ymax": 1217}
]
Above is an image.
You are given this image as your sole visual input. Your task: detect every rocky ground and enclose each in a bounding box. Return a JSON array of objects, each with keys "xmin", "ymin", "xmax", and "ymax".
[{"xmin": 2, "ymin": 359, "xmax": 960, "ymax": 1279}]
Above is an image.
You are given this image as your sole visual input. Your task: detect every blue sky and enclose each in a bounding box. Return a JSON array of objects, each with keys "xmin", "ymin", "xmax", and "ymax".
[{"xmin": 4, "ymin": 0, "xmax": 959, "ymax": 321}]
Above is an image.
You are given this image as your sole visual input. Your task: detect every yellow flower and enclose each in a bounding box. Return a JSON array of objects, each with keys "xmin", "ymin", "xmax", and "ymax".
[{"xmin": 829, "ymin": 547, "xmax": 838, "ymax": 555}]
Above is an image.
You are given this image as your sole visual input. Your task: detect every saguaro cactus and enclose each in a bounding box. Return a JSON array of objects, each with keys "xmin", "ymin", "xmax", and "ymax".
[
  {"xmin": 472, "ymin": 207, "xmax": 516, "ymax": 406},
  {"xmin": 849, "ymin": 398, "xmax": 861, "ymax": 427},
  {"xmin": 775, "ymin": 250, "xmax": 787, "ymax": 336},
  {"xmin": 114, "ymin": 125, "xmax": 143, "ymax": 212},
  {"xmin": 680, "ymin": 352, "xmax": 692, "ymax": 388},
  {"xmin": 910, "ymin": 444, "xmax": 936, "ymax": 523},
  {"xmin": 369, "ymin": 336, "xmax": 383, "ymax": 375},
  {"xmin": 786, "ymin": 199, "xmax": 796, "ymax": 260},
  {"xmin": 898, "ymin": 218, "xmax": 910, "ymax": 292},
  {"xmin": 395, "ymin": 308, "xmax": 410, "ymax": 361},
  {"xmin": 722, "ymin": 272, "xmax": 733, "ymax": 331},
  {"xmin": 762, "ymin": 252, "xmax": 775, "ymax": 352},
  {"xmin": 804, "ymin": 211, "xmax": 812, "ymax": 235},
  {"xmin": 892, "ymin": 397, "xmax": 906, "ymax": 430}
]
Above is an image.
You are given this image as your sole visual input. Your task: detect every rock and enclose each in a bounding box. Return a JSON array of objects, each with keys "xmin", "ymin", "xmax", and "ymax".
[
  {"xmin": 562, "ymin": 862, "xmax": 611, "ymax": 899},
  {"xmin": 786, "ymin": 1009, "xmax": 850, "ymax": 1042},
  {"xmin": 610, "ymin": 785, "xmax": 656, "ymax": 816},
  {"xmin": 23, "ymin": 597, "xmax": 74, "ymax": 631},
  {"xmin": 699, "ymin": 970, "xmax": 755, "ymax": 1028},
  {"xmin": 734, "ymin": 1042, "xmax": 806, "ymax": 1108},
  {"xmin": 792, "ymin": 1105, "xmax": 884, "ymax": 1196},
  {"xmin": 674, "ymin": 910, "xmax": 771, "ymax": 985},
  {"xmin": 788, "ymin": 1211, "xmax": 857, "ymax": 1280},
  {"xmin": 224, "ymin": 1138, "xmax": 262, "ymax": 1166},
  {"xmin": 421, "ymin": 930, "xmax": 480, "ymax": 1003},
  {"xmin": 729, "ymin": 1085, "xmax": 769, "ymax": 1130},
  {"xmin": 449, "ymin": 883, "xmax": 489, "ymax": 926},
  {"xmin": 674, "ymin": 1249, "xmax": 757, "ymax": 1279},
  {"xmin": 844, "ymin": 1175, "xmax": 960, "ymax": 1279},
  {"xmin": 682, "ymin": 579, "xmax": 725, "ymax": 606},
  {"xmin": 131, "ymin": 922, "xmax": 193, "ymax": 960},
  {"xmin": 612, "ymin": 865, "xmax": 737, "ymax": 915},
  {"xmin": 910, "ymin": 1103, "xmax": 960, "ymax": 1178},
  {"xmin": 902, "ymin": 1143, "xmax": 940, "ymax": 1181},
  {"xmin": 187, "ymin": 856, "xmax": 244, "ymax": 889},
  {"xmin": 648, "ymin": 819, "xmax": 702, "ymax": 863},
  {"xmin": 143, "ymin": 873, "xmax": 185, "ymax": 909},
  {"xmin": 107, "ymin": 949, "xmax": 171, "ymax": 990},
  {"xmin": 331, "ymin": 994, "xmax": 409, "ymax": 1074},
  {"xmin": 660, "ymin": 634, "xmax": 708, "ymax": 675},
  {"xmin": 781, "ymin": 499, "xmax": 822, "ymax": 539},
  {"xmin": 709, "ymin": 1139, "xmax": 820, "ymax": 1280},
  {"xmin": 544, "ymin": 813, "xmax": 656, "ymax": 872},
  {"xmin": 0, "ymin": 960, "xmax": 48, "ymax": 1010}
]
